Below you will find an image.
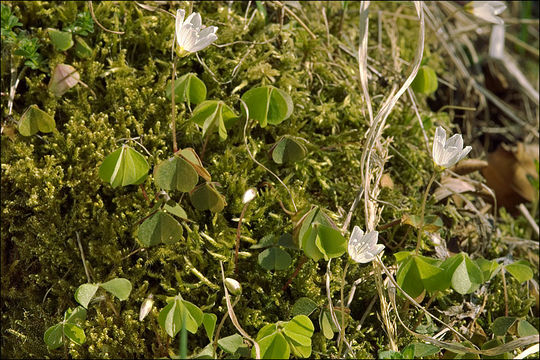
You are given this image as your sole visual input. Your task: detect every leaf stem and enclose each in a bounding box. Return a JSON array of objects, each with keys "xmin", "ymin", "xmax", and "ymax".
[
  {"xmin": 171, "ymin": 56, "xmax": 178, "ymax": 153},
  {"xmin": 234, "ymin": 203, "xmax": 249, "ymax": 274},
  {"xmin": 338, "ymin": 261, "xmax": 349, "ymax": 355},
  {"xmin": 415, "ymin": 172, "xmax": 437, "ymax": 255}
]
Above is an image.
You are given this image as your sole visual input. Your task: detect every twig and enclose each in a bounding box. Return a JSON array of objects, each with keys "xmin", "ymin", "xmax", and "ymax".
[
  {"xmin": 88, "ymin": 1, "xmax": 125, "ymax": 34},
  {"xmin": 281, "ymin": 256, "xmax": 307, "ymax": 291},
  {"xmin": 76, "ymin": 232, "xmax": 91, "ymax": 283}
]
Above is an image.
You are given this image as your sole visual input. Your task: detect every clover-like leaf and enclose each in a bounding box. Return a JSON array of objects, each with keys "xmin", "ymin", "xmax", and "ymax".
[
  {"xmin": 74, "ymin": 283, "xmax": 99, "ymax": 308},
  {"xmin": 270, "ymin": 135, "xmax": 307, "ymax": 164},
  {"xmin": 166, "ymin": 73, "xmax": 207, "ymax": 106},
  {"xmin": 190, "ymin": 100, "xmax": 238, "ymax": 141},
  {"xmin": 98, "ymin": 145, "xmax": 149, "ymax": 188},
  {"xmin": 291, "ymin": 297, "xmax": 318, "ymax": 317},
  {"xmin": 241, "ymin": 85, "xmax": 293, "ymax": 127},
  {"xmin": 158, "ymin": 296, "xmax": 203, "ymax": 337},
  {"xmin": 63, "ymin": 323, "xmax": 85, "ymax": 345},
  {"xmin": 441, "ymin": 252, "xmax": 484, "ymax": 295},
  {"xmin": 48, "ymin": 28, "xmax": 74, "ymax": 51},
  {"xmin": 202, "ymin": 313, "xmax": 217, "ymax": 342},
  {"xmin": 396, "ymin": 255, "xmax": 447, "ymax": 298},
  {"xmin": 218, "ymin": 333, "xmax": 245, "ymax": 354},
  {"xmin": 411, "ymin": 66, "xmax": 438, "ymax": 95},
  {"xmin": 48, "ymin": 64, "xmax": 80, "ymax": 97},
  {"xmin": 189, "ymin": 182, "xmax": 226, "ymax": 213},
  {"xmin": 137, "ymin": 210, "xmax": 183, "ymax": 247},
  {"xmin": 74, "ymin": 36, "xmax": 92, "ymax": 58},
  {"xmin": 505, "ymin": 260, "xmax": 533, "ymax": 283},
  {"xmin": 154, "ymin": 155, "xmax": 198, "ymax": 192},
  {"xmin": 18, "ymin": 104, "xmax": 56, "ymax": 136},
  {"xmin": 258, "ymin": 247, "xmax": 292, "ymax": 271},
  {"xmin": 254, "ymin": 326, "xmax": 290, "ymax": 359},
  {"xmin": 100, "ymin": 278, "xmax": 132, "ymax": 301},
  {"xmin": 43, "ymin": 324, "xmax": 63, "ymax": 350},
  {"xmin": 282, "ymin": 315, "xmax": 314, "ymax": 358}
]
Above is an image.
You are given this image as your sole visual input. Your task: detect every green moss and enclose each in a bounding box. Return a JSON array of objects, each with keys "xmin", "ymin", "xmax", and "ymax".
[{"xmin": 1, "ymin": 1, "xmax": 537, "ymax": 358}]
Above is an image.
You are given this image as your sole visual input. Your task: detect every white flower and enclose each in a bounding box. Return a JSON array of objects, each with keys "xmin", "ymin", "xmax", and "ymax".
[
  {"xmin": 464, "ymin": 1, "xmax": 507, "ymax": 25},
  {"xmin": 432, "ymin": 126, "xmax": 472, "ymax": 169},
  {"xmin": 348, "ymin": 226, "xmax": 384, "ymax": 264},
  {"xmin": 242, "ymin": 188, "xmax": 257, "ymax": 204},
  {"xmin": 175, "ymin": 9, "xmax": 218, "ymax": 56},
  {"xmin": 139, "ymin": 294, "xmax": 154, "ymax": 321}
]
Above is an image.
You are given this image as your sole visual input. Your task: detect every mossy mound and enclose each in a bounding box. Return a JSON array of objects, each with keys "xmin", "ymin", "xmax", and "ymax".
[{"xmin": 2, "ymin": 1, "xmax": 537, "ymax": 359}]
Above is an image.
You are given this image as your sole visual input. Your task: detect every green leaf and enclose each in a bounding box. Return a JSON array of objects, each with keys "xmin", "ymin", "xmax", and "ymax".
[
  {"xmin": 250, "ymin": 234, "xmax": 278, "ymax": 249},
  {"xmin": 63, "ymin": 323, "xmax": 85, "ymax": 345},
  {"xmin": 378, "ymin": 350, "xmax": 403, "ymax": 359},
  {"xmin": 402, "ymin": 343, "xmax": 440, "ymax": 358},
  {"xmin": 100, "ymin": 278, "xmax": 132, "ymax": 301},
  {"xmin": 258, "ymin": 247, "xmax": 292, "ymax": 271},
  {"xmin": 218, "ymin": 333, "xmax": 245, "ymax": 354},
  {"xmin": 166, "ymin": 73, "xmax": 207, "ymax": 106},
  {"xmin": 396, "ymin": 255, "xmax": 446, "ymax": 298},
  {"xmin": 517, "ymin": 320, "xmax": 538, "ymax": 337},
  {"xmin": 18, "ymin": 104, "xmax": 56, "ymax": 136},
  {"xmin": 158, "ymin": 296, "xmax": 203, "ymax": 337},
  {"xmin": 270, "ymin": 136, "xmax": 307, "ymax": 164},
  {"xmin": 154, "ymin": 155, "xmax": 199, "ymax": 192},
  {"xmin": 48, "ymin": 64, "xmax": 80, "ymax": 97},
  {"xmin": 64, "ymin": 11, "xmax": 94, "ymax": 36},
  {"xmin": 43, "ymin": 324, "xmax": 63, "ymax": 350},
  {"xmin": 163, "ymin": 201, "xmax": 188, "ymax": 220},
  {"xmin": 475, "ymin": 257, "xmax": 500, "ymax": 282},
  {"xmin": 319, "ymin": 309, "xmax": 335, "ymax": 339},
  {"xmin": 291, "ymin": 297, "xmax": 318, "ymax": 317},
  {"xmin": 441, "ymin": 253, "xmax": 483, "ymax": 295},
  {"xmin": 505, "ymin": 260, "xmax": 533, "ymax": 283},
  {"xmin": 189, "ymin": 182, "xmax": 226, "ymax": 213},
  {"xmin": 313, "ymin": 223, "xmax": 348, "ymax": 261},
  {"xmin": 411, "ymin": 66, "xmax": 438, "ymax": 94},
  {"xmin": 295, "ymin": 207, "xmax": 338, "ymax": 261},
  {"xmin": 241, "ymin": 85, "xmax": 294, "ymax": 127},
  {"xmin": 394, "ymin": 251, "xmax": 413, "ymax": 264},
  {"xmin": 202, "ymin": 313, "xmax": 217, "ymax": 342},
  {"xmin": 48, "ymin": 28, "xmax": 74, "ymax": 51},
  {"xmin": 74, "ymin": 283, "xmax": 99, "ymax": 308},
  {"xmin": 64, "ymin": 306, "xmax": 87, "ymax": 324},
  {"xmin": 137, "ymin": 210, "xmax": 183, "ymax": 247},
  {"xmin": 74, "ymin": 36, "xmax": 92, "ymax": 58},
  {"xmin": 256, "ymin": 331, "xmax": 290, "ymax": 359},
  {"xmin": 282, "ymin": 315, "xmax": 314, "ymax": 358},
  {"xmin": 482, "ymin": 339, "xmax": 511, "ymax": 359},
  {"xmin": 402, "ymin": 213, "xmax": 443, "ymax": 232},
  {"xmin": 178, "ymin": 148, "xmax": 211, "ymax": 181},
  {"xmin": 98, "ymin": 145, "xmax": 149, "ymax": 188},
  {"xmin": 190, "ymin": 100, "xmax": 238, "ymax": 141},
  {"xmin": 278, "ymin": 233, "xmax": 297, "ymax": 249},
  {"xmin": 491, "ymin": 316, "xmax": 517, "ymax": 336}
]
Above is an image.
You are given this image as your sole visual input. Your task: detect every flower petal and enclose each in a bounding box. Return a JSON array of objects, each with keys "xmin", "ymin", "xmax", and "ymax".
[
  {"xmin": 445, "ymin": 134, "xmax": 463, "ymax": 151},
  {"xmin": 186, "ymin": 12, "xmax": 202, "ymax": 28},
  {"xmin": 190, "ymin": 33, "xmax": 218, "ymax": 52},
  {"xmin": 175, "ymin": 9, "xmax": 186, "ymax": 43}
]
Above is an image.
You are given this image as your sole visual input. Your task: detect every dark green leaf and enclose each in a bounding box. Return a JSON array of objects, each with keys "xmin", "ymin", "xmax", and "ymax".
[
  {"xmin": 63, "ymin": 323, "xmax": 85, "ymax": 345},
  {"xmin": 258, "ymin": 247, "xmax": 292, "ymax": 271},
  {"xmin": 218, "ymin": 333, "xmax": 245, "ymax": 354},
  {"xmin": 411, "ymin": 66, "xmax": 438, "ymax": 94},
  {"xmin": 270, "ymin": 136, "xmax": 307, "ymax": 164},
  {"xmin": 517, "ymin": 320, "xmax": 538, "ymax": 337},
  {"xmin": 202, "ymin": 313, "xmax": 217, "ymax": 342},
  {"xmin": 43, "ymin": 324, "xmax": 63, "ymax": 350},
  {"xmin": 190, "ymin": 100, "xmax": 238, "ymax": 141},
  {"xmin": 163, "ymin": 201, "xmax": 188, "ymax": 220},
  {"xmin": 154, "ymin": 155, "xmax": 198, "ymax": 192},
  {"xmin": 166, "ymin": 73, "xmax": 207, "ymax": 106},
  {"xmin": 189, "ymin": 182, "xmax": 226, "ymax": 213},
  {"xmin": 64, "ymin": 306, "xmax": 87, "ymax": 324},
  {"xmin": 241, "ymin": 85, "xmax": 293, "ymax": 127},
  {"xmin": 250, "ymin": 234, "xmax": 278, "ymax": 249},
  {"xmin": 158, "ymin": 296, "xmax": 203, "ymax": 337},
  {"xmin": 491, "ymin": 316, "xmax": 517, "ymax": 336},
  {"xmin": 291, "ymin": 297, "xmax": 318, "ymax": 317},
  {"xmin": 313, "ymin": 223, "xmax": 348, "ymax": 261},
  {"xmin": 137, "ymin": 210, "xmax": 183, "ymax": 247},
  {"xmin": 74, "ymin": 36, "xmax": 92, "ymax": 58}
]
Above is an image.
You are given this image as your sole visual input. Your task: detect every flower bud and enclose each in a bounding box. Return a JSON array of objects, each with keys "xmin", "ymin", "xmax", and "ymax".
[
  {"xmin": 139, "ymin": 294, "xmax": 154, "ymax": 321},
  {"xmin": 224, "ymin": 278, "xmax": 242, "ymax": 296},
  {"xmin": 242, "ymin": 188, "xmax": 257, "ymax": 204}
]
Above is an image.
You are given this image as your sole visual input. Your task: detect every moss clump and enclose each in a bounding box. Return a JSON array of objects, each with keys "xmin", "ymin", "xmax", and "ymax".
[{"xmin": 2, "ymin": 1, "xmax": 537, "ymax": 358}]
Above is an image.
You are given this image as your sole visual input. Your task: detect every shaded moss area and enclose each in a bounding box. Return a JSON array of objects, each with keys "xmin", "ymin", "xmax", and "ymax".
[{"xmin": 1, "ymin": 1, "xmax": 537, "ymax": 359}]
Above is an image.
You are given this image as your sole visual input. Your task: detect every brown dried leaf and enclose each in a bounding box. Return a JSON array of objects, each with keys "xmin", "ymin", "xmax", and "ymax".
[
  {"xmin": 481, "ymin": 142, "xmax": 539, "ymax": 211},
  {"xmin": 434, "ymin": 176, "xmax": 476, "ymax": 202},
  {"xmin": 449, "ymin": 159, "xmax": 488, "ymax": 175}
]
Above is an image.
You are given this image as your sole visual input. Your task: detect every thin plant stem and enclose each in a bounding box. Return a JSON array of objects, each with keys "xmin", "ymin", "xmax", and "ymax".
[
  {"xmin": 234, "ymin": 204, "xmax": 249, "ymax": 273},
  {"xmin": 179, "ymin": 314, "xmax": 187, "ymax": 359},
  {"xmin": 213, "ymin": 297, "xmax": 240, "ymax": 355},
  {"xmin": 415, "ymin": 172, "xmax": 437, "ymax": 255},
  {"xmin": 76, "ymin": 231, "xmax": 91, "ymax": 283},
  {"xmin": 171, "ymin": 56, "xmax": 178, "ymax": 153},
  {"xmin": 338, "ymin": 261, "xmax": 349, "ymax": 355},
  {"xmin": 501, "ymin": 268, "xmax": 509, "ymax": 317},
  {"xmin": 282, "ymin": 256, "xmax": 307, "ymax": 291}
]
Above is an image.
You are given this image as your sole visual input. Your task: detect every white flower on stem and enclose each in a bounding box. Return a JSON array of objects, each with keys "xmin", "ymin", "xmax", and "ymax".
[
  {"xmin": 464, "ymin": 1, "xmax": 507, "ymax": 25},
  {"xmin": 175, "ymin": 9, "xmax": 218, "ymax": 56},
  {"xmin": 348, "ymin": 226, "xmax": 384, "ymax": 264},
  {"xmin": 432, "ymin": 126, "xmax": 472, "ymax": 169},
  {"xmin": 242, "ymin": 188, "xmax": 257, "ymax": 204}
]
